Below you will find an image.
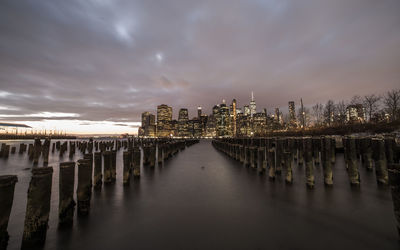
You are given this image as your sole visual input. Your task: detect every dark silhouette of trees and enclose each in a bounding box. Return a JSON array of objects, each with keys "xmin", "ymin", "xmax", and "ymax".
[
  {"xmin": 384, "ymin": 89, "xmax": 400, "ymax": 121},
  {"xmin": 312, "ymin": 103, "xmax": 324, "ymax": 127},
  {"xmin": 363, "ymin": 94, "xmax": 381, "ymax": 122},
  {"xmin": 324, "ymin": 100, "xmax": 335, "ymax": 126},
  {"xmin": 335, "ymin": 100, "xmax": 347, "ymax": 125}
]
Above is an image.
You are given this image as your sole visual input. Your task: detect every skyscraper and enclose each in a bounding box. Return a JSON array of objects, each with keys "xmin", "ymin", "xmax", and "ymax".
[
  {"xmin": 197, "ymin": 106, "xmax": 202, "ymax": 118},
  {"xmin": 157, "ymin": 104, "xmax": 172, "ymax": 137},
  {"xmin": 178, "ymin": 108, "xmax": 189, "ymax": 137},
  {"xmin": 139, "ymin": 111, "xmax": 156, "ymax": 137},
  {"xmin": 288, "ymin": 101, "xmax": 296, "ymax": 121},
  {"xmin": 232, "ymin": 99, "xmax": 237, "ymax": 137},
  {"xmin": 141, "ymin": 112, "xmax": 155, "ymax": 127},
  {"xmin": 300, "ymin": 98, "xmax": 305, "ymax": 128},
  {"xmin": 219, "ymin": 102, "xmax": 230, "ymax": 136},
  {"xmin": 252, "ymin": 112, "xmax": 267, "ymax": 136},
  {"xmin": 288, "ymin": 101, "xmax": 297, "ymax": 128},
  {"xmin": 178, "ymin": 108, "xmax": 189, "ymax": 121},
  {"xmin": 275, "ymin": 108, "xmax": 281, "ymax": 123},
  {"xmin": 244, "ymin": 105, "xmax": 250, "ymax": 116},
  {"xmin": 250, "ymin": 91, "xmax": 256, "ymax": 117}
]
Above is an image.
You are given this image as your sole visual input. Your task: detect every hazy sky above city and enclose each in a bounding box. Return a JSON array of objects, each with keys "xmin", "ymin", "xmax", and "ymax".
[{"xmin": 0, "ymin": 0, "xmax": 399, "ymax": 134}]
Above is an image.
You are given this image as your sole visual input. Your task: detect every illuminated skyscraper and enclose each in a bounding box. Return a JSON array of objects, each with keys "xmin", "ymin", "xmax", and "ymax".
[
  {"xmin": 288, "ymin": 101, "xmax": 297, "ymax": 128},
  {"xmin": 252, "ymin": 112, "xmax": 267, "ymax": 136},
  {"xmin": 139, "ymin": 111, "xmax": 156, "ymax": 137},
  {"xmin": 275, "ymin": 108, "xmax": 281, "ymax": 123},
  {"xmin": 288, "ymin": 101, "xmax": 296, "ymax": 121},
  {"xmin": 346, "ymin": 104, "xmax": 365, "ymax": 123},
  {"xmin": 197, "ymin": 106, "xmax": 202, "ymax": 118},
  {"xmin": 244, "ymin": 105, "xmax": 250, "ymax": 116},
  {"xmin": 250, "ymin": 91, "xmax": 256, "ymax": 117},
  {"xmin": 213, "ymin": 101, "xmax": 230, "ymax": 137},
  {"xmin": 231, "ymin": 99, "xmax": 237, "ymax": 137},
  {"xmin": 178, "ymin": 108, "xmax": 188, "ymax": 121},
  {"xmin": 219, "ymin": 102, "xmax": 230, "ymax": 136},
  {"xmin": 190, "ymin": 119, "xmax": 202, "ymax": 137},
  {"xmin": 141, "ymin": 112, "xmax": 155, "ymax": 127},
  {"xmin": 178, "ymin": 108, "xmax": 189, "ymax": 137},
  {"xmin": 157, "ymin": 104, "xmax": 172, "ymax": 137}
]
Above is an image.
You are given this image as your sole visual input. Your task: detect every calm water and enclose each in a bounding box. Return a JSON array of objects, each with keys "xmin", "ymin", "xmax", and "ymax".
[{"xmin": 0, "ymin": 139, "xmax": 398, "ymax": 250}]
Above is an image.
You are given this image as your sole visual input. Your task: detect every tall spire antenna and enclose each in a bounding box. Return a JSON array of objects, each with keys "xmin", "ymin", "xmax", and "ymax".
[
  {"xmin": 251, "ymin": 91, "xmax": 254, "ymax": 101},
  {"xmin": 300, "ymin": 98, "xmax": 305, "ymax": 128}
]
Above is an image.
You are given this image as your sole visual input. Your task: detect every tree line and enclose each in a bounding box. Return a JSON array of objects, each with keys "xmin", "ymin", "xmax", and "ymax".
[{"xmin": 302, "ymin": 89, "xmax": 400, "ymax": 127}]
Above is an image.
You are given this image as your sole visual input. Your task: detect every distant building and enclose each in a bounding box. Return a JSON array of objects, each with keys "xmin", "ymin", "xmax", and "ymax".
[
  {"xmin": 199, "ymin": 114, "xmax": 208, "ymax": 136},
  {"xmin": 178, "ymin": 108, "xmax": 190, "ymax": 137},
  {"xmin": 237, "ymin": 113, "xmax": 251, "ymax": 137},
  {"xmin": 139, "ymin": 111, "xmax": 156, "ymax": 137},
  {"xmin": 231, "ymin": 99, "xmax": 237, "ymax": 137},
  {"xmin": 288, "ymin": 101, "xmax": 297, "ymax": 128},
  {"xmin": 244, "ymin": 105, "xmax": 250, "ymax": 116},
  {"xmin": 189, "ymin": 118, "xmax": 202, "ymax": 137},
  {"xmin": 205, "ymin": 114, "xmax": 217, "ymax": 137},
  {"xmin": 252, "ymin": 112, "xmax": 267, "ymax": 136},
  {"xmin": 250, "ymin": 92, "xmax": 256, "ymax": 117},
  {"xmin": 274, "ymin": 108, "xmax": 281, "ymax": 123},
  {"xmin": 171, "ymin": 119, "xmax": 178, "ymax": 136},
  {"xmin": 197, "ymin": 106, "xmax": 202, "ymax": 118},
  {"xmin": 157, "ymin": 104, "xmax": 173, "ymax": 137},
  {"xmin": 346, "ymin": 104, "xmax": 365, "ymax": 123},
  {"xmin": 217, "ymin": 102, "xmax": 230, "ymax": 136}
]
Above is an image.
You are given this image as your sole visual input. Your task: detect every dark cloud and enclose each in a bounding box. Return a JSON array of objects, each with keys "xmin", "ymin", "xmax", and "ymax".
[{"xmin": 0, "ymin": 0, "xmax": 399, "ymax": 125}]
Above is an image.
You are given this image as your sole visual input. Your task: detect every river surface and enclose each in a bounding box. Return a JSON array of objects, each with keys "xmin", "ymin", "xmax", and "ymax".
[{"xmin": 0, "ymin": 139, "xmax": 398, "ymax": 250}]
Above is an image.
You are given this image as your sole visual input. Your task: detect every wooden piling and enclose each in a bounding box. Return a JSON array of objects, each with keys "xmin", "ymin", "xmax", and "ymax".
[
  {"xmin": 123, "ymin": 151, "xmax": 131, "ymax": 185},
  {"xmin": 133, "ymin": 147, "xmax": 141, "ymax": 178},
  {"xmin": 345, "ymin": 136, "xmax": 360, "ymax": 186},
  {"xmin": 388, "ymin": 163, "xmax": 400, "ymax": 238},
  {"xmin": 322, "ymin": 137, "xmax": 333, "ymax": 186},
  {"xmin": 77, "ymin": 159, "xmax": 92, "ymax": 215},
  {"xmin": 304, "ymin": 138, "xmax": 314, "ymax": 188},
  {"xmin": 284, "ymin": 151, "xmax": 293, "ymax": 184},
  {"xmin": 0, "ymin": 175, "xmax": 18, "ymax": 249},
  {"xmin": 59, "ymin": 162, "xmax": 75, "ymax": 227},
  {"xmin": 103, "ymin": 151, "xmax": 112, "ymax": 184},
  {"xmin": 373, "ymin": 138, "xmax": 388, "ymax": 185},
  {"xmin": 21, "ymin": 167, "xmax": 53, "ymax": 249},
  {"xmin": 94, "ymin": 152, "xmax": 102, "ymax": 189}
]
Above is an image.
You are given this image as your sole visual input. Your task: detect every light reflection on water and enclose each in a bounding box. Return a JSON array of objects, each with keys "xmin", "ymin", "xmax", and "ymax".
[{"xmin": 0, "ymin": 140, "xmax": 398, "ymax": 250}]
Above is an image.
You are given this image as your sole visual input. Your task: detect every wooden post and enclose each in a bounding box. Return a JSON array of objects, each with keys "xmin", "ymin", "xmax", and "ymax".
[
  {"xmin": 22, "ymin": 167, "xmax": 53, "ymax": 249},
  {"xmin": 0, "ymin": 175, "xmax": 18, "ymax": 249},
  {"xmin": 59, "ymin": 162, "xmax": 75, "ymax": 227}
]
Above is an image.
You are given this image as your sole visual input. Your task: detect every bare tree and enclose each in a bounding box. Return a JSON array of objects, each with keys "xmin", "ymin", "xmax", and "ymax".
[
  {"xmin": 335, "ymin": 100, "xmax": 347, "ymax": 125},
  {"xmin": 350, "ymin": 95, "xmax": 363, "ymax": 105},
  {"xmin": 324, "ymin": 100, "xmax": 335, "ymax": 126},
  {"xmin": 363, "ymin": 94, "xmax": 381, "ymax": 122},
  {"xmin": 312, "ymin": 103, "xmax": 324, "ymax": 127},
  {"xmin": 297, "ymin": 107, "xmax": 311, "ymax": 128},
  {"xmin": 384, "ymin": 89, "xmax": 400, "ymax": 121}
]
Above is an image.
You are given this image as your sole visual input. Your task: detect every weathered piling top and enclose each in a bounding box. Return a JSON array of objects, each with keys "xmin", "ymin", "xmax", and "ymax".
[{"xmin": 0, "ymin": 175, "xmax": 18, "ymax": 186}]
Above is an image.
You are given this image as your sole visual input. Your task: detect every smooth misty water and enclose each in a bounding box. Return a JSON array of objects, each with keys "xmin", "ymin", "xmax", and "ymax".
[{"xmin": 0, "ymin": 139, "xmax": 398, "ymax": 250}]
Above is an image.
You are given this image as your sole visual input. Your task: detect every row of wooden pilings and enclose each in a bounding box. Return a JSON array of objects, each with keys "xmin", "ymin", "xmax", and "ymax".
[
  {"xmin": 0, "ymin": 138, "xmax": 199, "ymax": 250},
  {"xmin": 212, "ymin": 135, "xmax": 400, "ymax": 237},
  {"xmin": 0, "ymin": 138, "xmax": 123, "ymax": 164}
]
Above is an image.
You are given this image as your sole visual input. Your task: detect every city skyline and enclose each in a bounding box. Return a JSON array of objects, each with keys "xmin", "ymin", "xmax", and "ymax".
[
  {"xmin": 1, "ymin": 0, "xmax": 400, "ymax": 134},
  {"xmin": 1, "ymin": 88, "xmax": 399, "ymax": 135},
  {"xmin": 138, "ymin": 89, "xmax": 399, "ymax": 138}
]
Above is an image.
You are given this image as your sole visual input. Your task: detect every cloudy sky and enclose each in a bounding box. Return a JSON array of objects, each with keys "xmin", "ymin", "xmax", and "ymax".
[{"xmin": 0, "ymin": 0, "xmax": 399, "ymax": 134}]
